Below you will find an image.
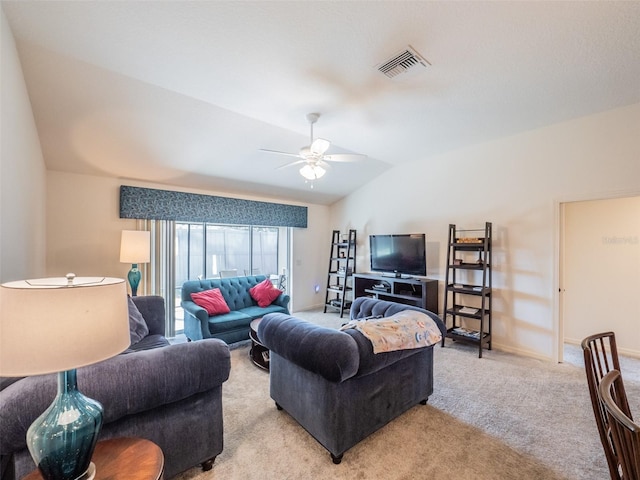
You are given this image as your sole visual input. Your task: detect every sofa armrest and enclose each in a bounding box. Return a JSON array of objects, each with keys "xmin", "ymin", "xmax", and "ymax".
[
  {"xmin": 272, "ymin": 293, "xmax": 291, "ymax": 313},
  {"xmin": 257, "ymin": 313, "xmax": 358, "ymax": 382},
  {"xmin": 0, "ymin": 339, "xmax": 230, "ymax": 454},
  {"xmin": 132, "ymin": 295, "xmax": 166, "ymax": 336},
  {"xmin": 181, "ymin": 300, "xmax": 212, "ymax": 340}
]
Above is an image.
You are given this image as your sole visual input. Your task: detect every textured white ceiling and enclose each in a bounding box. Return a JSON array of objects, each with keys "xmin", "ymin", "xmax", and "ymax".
[{"xmin": 3, "ymin": 1, "xmax": 640, "ymax": 205}]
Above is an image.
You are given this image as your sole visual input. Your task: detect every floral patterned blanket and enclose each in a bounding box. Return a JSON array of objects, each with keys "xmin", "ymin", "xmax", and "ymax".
[{"xmin": 340, "ymin": 310, "xmax": 443, "ymax": 354}]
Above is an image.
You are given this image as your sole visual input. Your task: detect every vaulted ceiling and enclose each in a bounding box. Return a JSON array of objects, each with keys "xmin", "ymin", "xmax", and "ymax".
[{"xmin": 3, "ymin": 1, "xmax": 640, "ymax": 205}]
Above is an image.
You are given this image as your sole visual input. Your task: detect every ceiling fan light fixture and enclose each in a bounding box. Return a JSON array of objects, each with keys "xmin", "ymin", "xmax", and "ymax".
[{"xmin": 300, "ymin": 164, "xmax": 326, "ymax": 180}]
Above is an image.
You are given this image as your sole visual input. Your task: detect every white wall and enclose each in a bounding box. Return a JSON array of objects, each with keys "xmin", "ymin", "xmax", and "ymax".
[
  {"xmin": 562, "ymin": 196, "xmax": 640, "ymax": 356},
  {"xmin": 0, "ymin": 9, "xmax": 46, "ymax": 283},
  {"xmin": 289, "ymin": 203, "xmax": 331, "ymax": 311},
  {"xmin": 46, "ymin": 171, "xmax": 330, "ymax": 311},
  {"xmin": 330, "ymin": 103, "xmax": 640, "ymax": 361}
]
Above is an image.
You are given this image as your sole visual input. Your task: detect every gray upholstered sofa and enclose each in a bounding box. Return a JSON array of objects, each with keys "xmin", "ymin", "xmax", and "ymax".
[
  {"xmin": 0, "ymin": 296, "xmax": 231, "ymax": 480},
  {"xmin": 257, "ymin": 297, "xmax": 446, "ymax": 464},
  {"xmin": 181, "ymin": 274, "xmax": 290, "ymax": 344}
]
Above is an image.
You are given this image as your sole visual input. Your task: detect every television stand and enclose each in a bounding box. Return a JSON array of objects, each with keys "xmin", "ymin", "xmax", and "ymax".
[
  {"xmin": 381, "ymin": 273, "xmax": 412, "ymax": 279},
  {"xmin": 353, "ymin": 273, "xmax": 438, "ymax": 313}
]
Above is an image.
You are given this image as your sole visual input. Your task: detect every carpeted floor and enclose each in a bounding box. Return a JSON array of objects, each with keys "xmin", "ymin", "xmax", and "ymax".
[{"xmin": 173, "ymin": 309, "xmax": 640, "ymax": 480}]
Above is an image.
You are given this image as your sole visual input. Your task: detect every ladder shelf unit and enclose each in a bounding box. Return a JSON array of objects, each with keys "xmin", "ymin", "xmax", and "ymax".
[
  {"xmin": 442, "ymin": 222, "xmax": 492, "ymax": 358},
  {"xmin": 324, "ymin": 229, "xmax": 357, "ymax": 318}
]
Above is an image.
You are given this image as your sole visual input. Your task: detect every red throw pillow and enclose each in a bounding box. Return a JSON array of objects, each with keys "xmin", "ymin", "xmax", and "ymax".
[
  {"xmin": 250, "ymin": 279, "xmax": 283, "ymax": 308},
  {"xmin": 191, "ymin": 288, "xmax": 231, "ymax": 315}
]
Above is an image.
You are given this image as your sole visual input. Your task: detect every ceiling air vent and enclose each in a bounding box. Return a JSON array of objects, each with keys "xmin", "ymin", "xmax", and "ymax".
[{"xmin": 376, "ymin": 45, "xmax": 430, "ymax": 79}]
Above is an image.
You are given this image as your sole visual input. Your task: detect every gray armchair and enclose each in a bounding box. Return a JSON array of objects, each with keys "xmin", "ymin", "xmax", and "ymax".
[
  {"xmin": 258, "ymin": 297, "xmax": 446, "ymax": 464},
  {"xmin": 0, "ymin": 296, "xmax": 231, "ymax": 480}
]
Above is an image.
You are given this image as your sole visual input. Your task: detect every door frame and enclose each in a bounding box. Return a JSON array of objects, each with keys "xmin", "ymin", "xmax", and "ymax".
[{"xmin": 554, "ymin": 189, "xmax": 640, "ymax": 363}]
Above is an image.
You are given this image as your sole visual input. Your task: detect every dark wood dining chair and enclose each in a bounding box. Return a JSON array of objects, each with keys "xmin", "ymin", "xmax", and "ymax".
[
  {"xmin": 599, "ymin": 370, "xmax": 640, "ymax": 480},
  {"xmin": 582, "ymin": 332, "xmax": 632, "ymax": 480}
]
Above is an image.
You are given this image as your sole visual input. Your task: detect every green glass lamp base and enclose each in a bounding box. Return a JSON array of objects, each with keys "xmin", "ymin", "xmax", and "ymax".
[
  {"xmin": 127, "ymin": 264, "xmax": 141, "ymax": 296},
  {"xmin": 27, "ymin": 370, "xmax": 103, "ymax": 480}
]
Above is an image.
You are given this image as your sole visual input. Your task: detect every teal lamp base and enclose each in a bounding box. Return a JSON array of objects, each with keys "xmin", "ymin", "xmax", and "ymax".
[
  {"xmin": 127, "ymin": 264, "xmax": 141, "ymax": 296},
  {"xmin": 27, "ymin": 370, "xmax": 103, "ymax": 480}
]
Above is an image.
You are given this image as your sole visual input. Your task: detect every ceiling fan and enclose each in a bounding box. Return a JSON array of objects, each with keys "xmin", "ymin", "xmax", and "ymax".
[{"xmin": 260, "ymin": 113, "xmax": 366, "ymax": 181}]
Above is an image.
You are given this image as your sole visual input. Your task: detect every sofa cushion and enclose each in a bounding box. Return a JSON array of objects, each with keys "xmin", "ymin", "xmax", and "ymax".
[
  {"xmin": 239, "ymin": 304, "xmax": 288, "ymax": 319},
  {"xmin": 191, "ymin": 288, "xmax": 231, "ymax": 315},
  {"xmin": 249, "ymin": 279, "xmax": 283, "ymax": 307},
  {"xmin": 128, "ymin": 296, "xmax": 149, "ymax": 345},
  {"xmin": 207, "ymin": 310, "xmax": 253, "ymax": 335}
]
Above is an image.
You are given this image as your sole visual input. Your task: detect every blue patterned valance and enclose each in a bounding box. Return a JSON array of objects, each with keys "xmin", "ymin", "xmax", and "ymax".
[{"xmin": 119, "ymin": 186, "xmax": 307, "ymax": 228}]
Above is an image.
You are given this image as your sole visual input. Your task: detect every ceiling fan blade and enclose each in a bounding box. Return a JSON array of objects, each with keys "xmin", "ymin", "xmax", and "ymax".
[
  {"xmin": 323, "ymin": 153, "xmax": 367, "ymax": 163},
  {"xmin": 276, "ymin": 159, "xmax": 307, "ymax": 170},
  {"xmin": 259, "ymin": 148, "xmax": 303, "ymax": 159},
  {"xmin": 310, "ymin": 138, "xmax": 330, "ymax": 155}
]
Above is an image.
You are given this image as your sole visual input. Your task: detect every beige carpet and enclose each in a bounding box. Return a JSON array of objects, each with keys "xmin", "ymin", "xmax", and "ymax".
[{"xmin": 173, "ymin": 310, "xmax": 640, "ymax": 480}]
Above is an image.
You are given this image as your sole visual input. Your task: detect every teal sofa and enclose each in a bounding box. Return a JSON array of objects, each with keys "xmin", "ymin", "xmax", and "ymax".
[{"xmin": 181, "ymin": 275, "xmax": 290, "ymax": 344}]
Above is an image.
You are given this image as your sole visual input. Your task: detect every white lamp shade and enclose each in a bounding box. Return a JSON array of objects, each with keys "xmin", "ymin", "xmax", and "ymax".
[
  {"xmin": 120, "ymin": 230, "xmax": 150, "ymax": 264},
  {"xmin": 0, "ymin": 276, "xmax": 130, "ymax": 376}
]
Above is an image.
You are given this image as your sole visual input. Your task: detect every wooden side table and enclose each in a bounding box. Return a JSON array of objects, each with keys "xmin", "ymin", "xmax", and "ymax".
[{"xmin": 23, "ymin": 437, "xmax": 164, "ymax": 480}]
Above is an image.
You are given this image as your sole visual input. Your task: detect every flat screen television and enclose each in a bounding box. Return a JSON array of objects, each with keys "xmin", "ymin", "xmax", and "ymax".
[{"xmin": 369, "ymin": 234, "xmax": 426, "ymax": 277}]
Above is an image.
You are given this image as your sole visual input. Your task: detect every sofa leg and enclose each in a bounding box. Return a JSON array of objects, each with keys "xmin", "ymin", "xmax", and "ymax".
[
  {"xmin": 331, "ymin": 453, "xmax": 343, "ymax": 465},
  {"xmin": 275, "ymin": 402, "xmax": 283, "ymax": 410},
  {"xmin": 201, "ymin": 456, "xmax": 216, "ymax": 471},
  {"xmin": 420, "ymin": 398, "xmax": 428, "ymax": 405}
]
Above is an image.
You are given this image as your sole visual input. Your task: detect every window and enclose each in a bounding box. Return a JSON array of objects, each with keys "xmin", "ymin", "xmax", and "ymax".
[{"xmin": 173, "ymin": 223, "xmax": 289, "ymax": 334}]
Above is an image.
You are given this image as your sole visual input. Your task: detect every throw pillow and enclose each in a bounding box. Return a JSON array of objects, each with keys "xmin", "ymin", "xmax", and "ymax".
[
  {"xmin": 250, "ymin": 279, "xmax": 283, "ymax": 308},
  {"xmin": 128, "ymin": 296, "xmax": 149, "ymax": 345},
  {"xmin": 191, "ymin": 288, "xmax": 231, "ymax": 315}
]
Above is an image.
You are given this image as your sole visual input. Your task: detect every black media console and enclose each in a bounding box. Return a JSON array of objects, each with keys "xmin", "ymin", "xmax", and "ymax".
[{"xmin": 352, "ymin": 273, "xmax": 439, "ymax": 314}]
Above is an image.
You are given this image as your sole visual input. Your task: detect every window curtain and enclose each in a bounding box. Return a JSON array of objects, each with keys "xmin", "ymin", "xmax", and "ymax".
[
  {"xmin": 140, "ymin": 219, "xmax": 176, "ymax": 336},
  {"xmin": 120, "ymin": 186, "xmax": 307, "ymax": 228}
]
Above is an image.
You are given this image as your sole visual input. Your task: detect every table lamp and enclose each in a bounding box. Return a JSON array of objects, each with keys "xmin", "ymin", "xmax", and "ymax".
[
  {"xmin": 119, "ymin": 230, "xmax": 150, "ymax": 296},
  {"xmin": 0, "ymin": 274, "xmax": 130, "ymax": 480}
]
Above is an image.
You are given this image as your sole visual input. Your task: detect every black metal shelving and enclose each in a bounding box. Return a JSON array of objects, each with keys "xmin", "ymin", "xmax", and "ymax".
[
  {"xmin": 324, "ymin": 229, "xmax": 356, "ymax": 318},
  {"xmin": 442, "ymin": 222, "xmax": 492, "ymax": 358}
]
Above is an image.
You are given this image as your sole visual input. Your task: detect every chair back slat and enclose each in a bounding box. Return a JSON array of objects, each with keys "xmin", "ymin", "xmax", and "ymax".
[
  {"xmin": 582, "ymin": 332, "xmax": 631, "ymax": 480},
  {"xmin": 599, "ymin": 370, "xmax": 640, "ymax": 480}
]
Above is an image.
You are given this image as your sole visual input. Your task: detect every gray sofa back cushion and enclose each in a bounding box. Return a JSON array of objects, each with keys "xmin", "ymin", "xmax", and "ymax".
[
  {"xmin": 258, "ymin": 313, "xmax": 359, "ymax": 382},
  {"xmin": 259, "ymin": 300, "xmax": 447, "ymax": 383},
  {"xmin": 350, "ymin": 297, "xmax": 444, "ymax": 327}
]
